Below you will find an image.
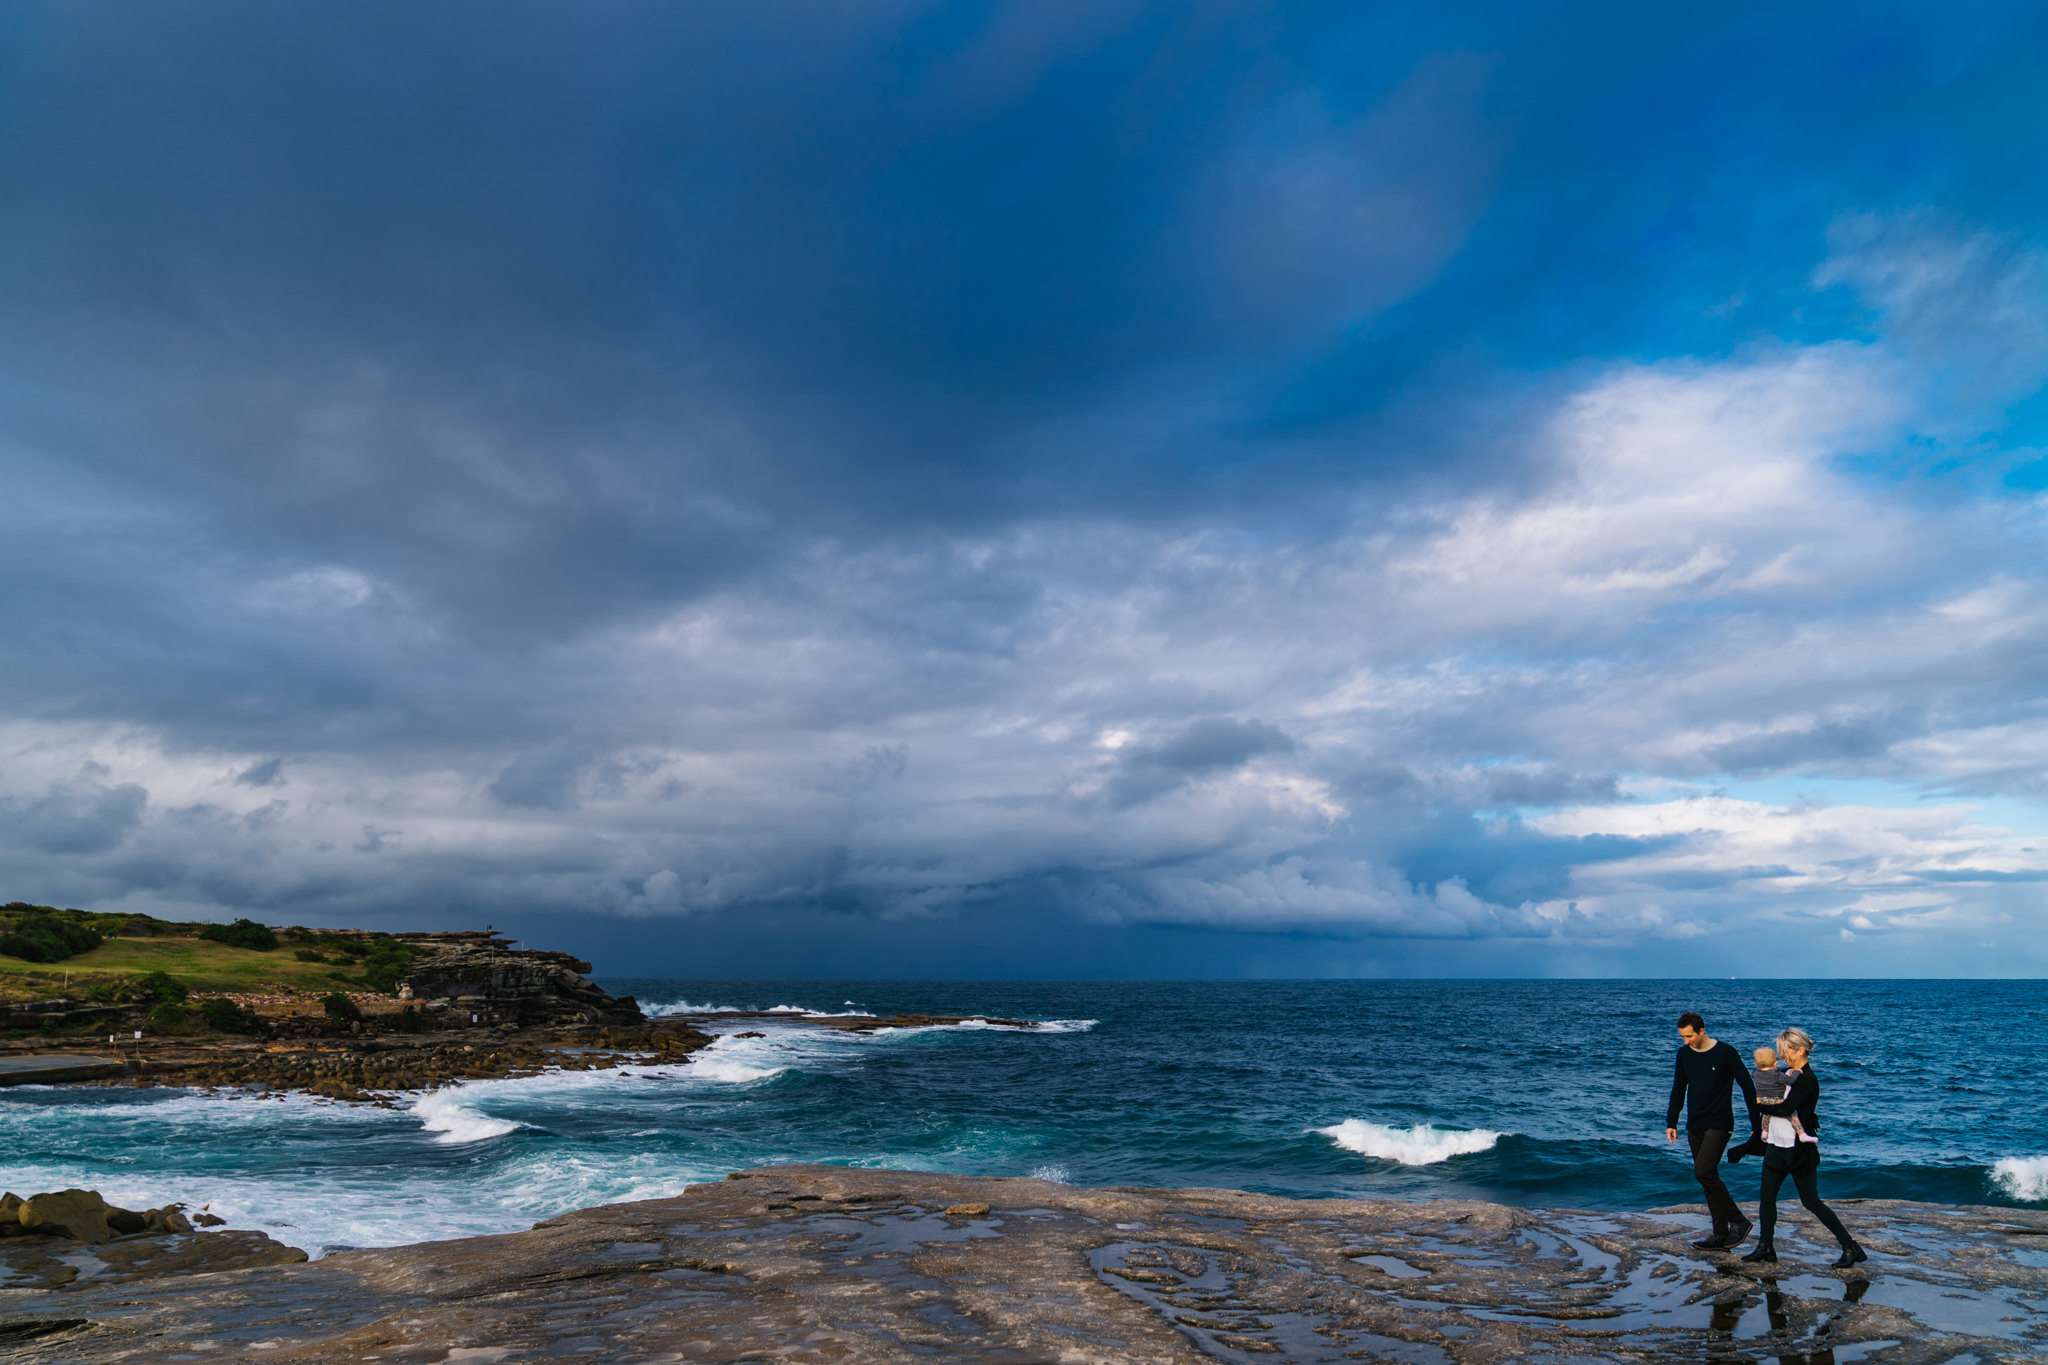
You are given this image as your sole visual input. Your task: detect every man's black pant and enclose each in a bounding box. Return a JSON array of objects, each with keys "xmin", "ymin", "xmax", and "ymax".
[{"xmin": 1687, "ymin": 1127, "xmax": 1745, "ymax": 1230}]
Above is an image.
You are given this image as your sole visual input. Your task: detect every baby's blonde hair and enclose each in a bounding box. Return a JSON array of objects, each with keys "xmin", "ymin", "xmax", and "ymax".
[{"xmin": 1753, "ymin": 1046, "xmax": 1778, "ymax": 1067}]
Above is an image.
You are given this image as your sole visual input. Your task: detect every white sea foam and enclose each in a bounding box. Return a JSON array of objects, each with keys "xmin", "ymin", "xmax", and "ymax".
[
  {"xmin": 1317, "ymin": 1119, "xmax": 1504, "ymax": 1166},
  {"xmin": 684, "ymin": 1035, "xmax": 789, "ymax": 1084},
  {"xmin": 1030, "ymin": 1163, "xmax": 1071, "ymax": 1183},
  {"xmin": 1993, "ymin": 1155, "xmax": 2048, "ymax": 1201},
  {"xmin": 411, "ymin": 1090, "xmax": 523, "ymax": 1144},
  {"xmin": 1033, "ymin": 1018, "xmax": 1098, "ymax": 1033},
  {"xmin": 645, "ymin": 998, "xmax": 877, "ymax": 1018}
]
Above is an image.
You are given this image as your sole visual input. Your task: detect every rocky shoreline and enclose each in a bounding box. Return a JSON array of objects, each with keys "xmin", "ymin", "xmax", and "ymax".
[
  {"xmin": 4, "ymin": 1166, "xmax": 2044, "ymax": 1363},
  {"xmin": 1, "ymin": 1010, "xmax": 1048, "ymax": 1102},
  {"xmin": 4, "ymin": 919, "xmax": 1056, "ymax": 1102}
]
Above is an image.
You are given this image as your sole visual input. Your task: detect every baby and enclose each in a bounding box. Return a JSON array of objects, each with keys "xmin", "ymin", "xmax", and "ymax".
[{"xmin": 1726, "ymin": 1046, "xmax": 1807, "ymax": 1163}]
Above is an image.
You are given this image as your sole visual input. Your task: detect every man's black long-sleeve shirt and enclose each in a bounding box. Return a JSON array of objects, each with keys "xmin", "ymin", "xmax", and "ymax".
[{"xmin": 1666, "ymin": 1040, "xmax": 1759, "ymax": 1133}]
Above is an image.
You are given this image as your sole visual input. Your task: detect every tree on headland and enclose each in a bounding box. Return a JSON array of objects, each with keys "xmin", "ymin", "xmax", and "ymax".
[{"xmin": 197, "ymin": 918, "xmax": 279, "ymax": 952}]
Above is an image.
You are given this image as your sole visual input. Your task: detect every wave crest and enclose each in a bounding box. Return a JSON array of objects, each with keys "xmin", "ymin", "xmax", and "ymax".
[
  {"xmin": 1317, "ymin": 1119, "xmax": 1503, "ymax": 1166},
  {"xmin": 685, "ymin": 1037, "xmax": 789, "ymax": 1084},
  {"xmin": 410, "ymin": 1091, "xmax": 522, "ymax": 1145},
  {"xmin": 1993, "ymin": 1155, "xmax": 2048, "ymax": 1201},
  {"xmin": 645, "ymin": 999, "xmax": 878, "ymax": 1019}
]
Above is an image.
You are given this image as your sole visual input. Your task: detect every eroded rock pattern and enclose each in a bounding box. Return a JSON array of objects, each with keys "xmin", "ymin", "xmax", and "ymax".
[{"xmin": 3, "ymin": 1166, "xmax": 2043, "ymax": 1363}]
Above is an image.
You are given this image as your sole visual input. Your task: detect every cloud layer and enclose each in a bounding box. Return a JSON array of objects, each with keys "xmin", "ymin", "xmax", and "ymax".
[{"xmin": 2, "ymin": 2, "xmax": 2045, "ymax": 973}]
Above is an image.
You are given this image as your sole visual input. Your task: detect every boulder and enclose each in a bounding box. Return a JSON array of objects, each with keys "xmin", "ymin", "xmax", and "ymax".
[
  {"xmin": 147, "ymin": 1207, "xmax": 195, "ymax": 1234},
  {"xmin": 944, "ymin": 1202, "xmax": 991, "ymax": 1218},
  {"xmin": 19, "ymin": 1189, "xmax": 117, "ymax": 1244}
]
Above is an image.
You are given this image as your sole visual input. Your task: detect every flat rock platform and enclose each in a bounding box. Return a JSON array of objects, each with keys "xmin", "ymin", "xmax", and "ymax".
[
  {"xmin": 0, "ymin": 1054, "xmax": 124, "ymax": 1086},
  {"xmin": 4, "ymin": 1165, "xmax": 2044, "ymax": 1363}
]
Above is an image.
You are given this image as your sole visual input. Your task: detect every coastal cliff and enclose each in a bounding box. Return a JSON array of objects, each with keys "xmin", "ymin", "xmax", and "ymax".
[
  {"xmin": 0, "ymin": 917, "xmax": 695, "ymax": 1100},
  {"xmin": 4, "ymin": 1167, "xmax": 2043, "ymax": 1363}
]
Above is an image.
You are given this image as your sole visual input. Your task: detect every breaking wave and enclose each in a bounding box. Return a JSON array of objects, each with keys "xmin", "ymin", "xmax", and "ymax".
[
  {"xmin": 684, "ymin": 1035, "xmax": 789, "ymax": 1084},
  {"xmin": 1992, "ymin": 1155, "xmax": 2048, "ymax": 1202},
  {"xmin": 410, "ymin": 1091, "xmax": 523, "ymax": 1145},
  {"xmin": 645, "ymin": 998, "xmax": 877, "ymax": 1018},
  {"xmin": 1317, "ymin": 1119, "xmax": 1503, "ymax": 1166}
]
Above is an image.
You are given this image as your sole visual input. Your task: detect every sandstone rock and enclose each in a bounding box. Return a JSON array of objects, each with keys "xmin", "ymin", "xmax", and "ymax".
[
  {"xmin": 944, "ymin": 1202, "xmax": 991, "ymax": 1217},
  {"xmin": 396, "ymin": 931, "xmax": 642, "ymax": 1027},
  {"xmin": 146, "ymin": 1207, "xmax": 195, "ymax": 1234},
  {"xmin": 5, "ymin": 1168, "xmax": 2046, "ymax": 1364},
  {"xmin": 19, "ymin": 1189, "xmax": 116, "ymax": 1244}
]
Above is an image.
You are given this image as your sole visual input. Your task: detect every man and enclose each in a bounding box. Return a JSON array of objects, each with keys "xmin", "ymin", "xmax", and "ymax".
[{"xmin": 1664, "ymin": 1011, "xmax": 1759, "ymax": 1250}]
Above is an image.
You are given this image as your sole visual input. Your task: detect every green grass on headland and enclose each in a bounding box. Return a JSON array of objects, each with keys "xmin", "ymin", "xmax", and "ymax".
[{"xmin": 0, "ymin": 906, "xmax": 414, "ymax": 1002}]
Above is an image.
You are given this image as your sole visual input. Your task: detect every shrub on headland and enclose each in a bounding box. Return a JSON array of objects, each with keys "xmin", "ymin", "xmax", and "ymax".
[
  {"xmin": 198, "ymin": 996, "xmax": 264, "ymax": 1033},
  {"xmin": 321, "ymin": 992, "xmax": 363, "ymax": 1026},
  {"xmin": 197, "ymin": 918, "xmax": 279, "ymax": 952},
  {"xmin": 360, "ymin": 937, "xmax": 419, "ymax": 994},
  {"xmin": 130, "ymin": 970, "xmax": 188, "ymax": 1004},
  {"xmin": 147, "ymin": 1001, "xmax": 191, "ymax": 1033},
  {"xmin": 0, "ymin": 903, "xmax": 104, "ymax": 963}
]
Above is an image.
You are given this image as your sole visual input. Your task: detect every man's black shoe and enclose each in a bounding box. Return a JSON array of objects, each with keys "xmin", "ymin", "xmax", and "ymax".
[
  {"xmin": 1691, "ymin": 1225, "xmax": 1728, "ymax": 1249},
  {"xmin": 1708, "ymin": 1217, "xmax": 1753, "ymax": 1250}
]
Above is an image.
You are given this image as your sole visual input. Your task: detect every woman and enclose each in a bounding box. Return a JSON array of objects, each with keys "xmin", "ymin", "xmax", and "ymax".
[{"xmin": 1741, "ymin": 1027, "xmax": 1866, "ymax": 1269}]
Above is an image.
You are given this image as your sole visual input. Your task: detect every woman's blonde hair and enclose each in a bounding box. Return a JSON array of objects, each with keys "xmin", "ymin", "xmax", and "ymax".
[{"xmin": 1775, "ymin": 1026, "xmax": 1815, "ymax": 1058}]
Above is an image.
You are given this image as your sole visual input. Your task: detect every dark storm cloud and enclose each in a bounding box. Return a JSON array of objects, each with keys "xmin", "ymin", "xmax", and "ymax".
[
  {"xmin": 1, "ymin": 770, "xmax": 148, "ymax": 856},
  {"xmin": 234, "ymin": 759, "xmax": 286, "ymax": 788},
  {"xmin": 1102, "ymin": 718, "xmax": 1296, "ymax": 806},
  {"xmin": 1, "ymin": 1, "xmax": 2046, "ymax": 970}
]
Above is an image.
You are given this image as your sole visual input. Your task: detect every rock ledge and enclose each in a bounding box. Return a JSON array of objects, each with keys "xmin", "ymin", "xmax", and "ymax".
[{"xmin": 5, "ymin": 1166, "xmax": 2046, "ymax": 1362}]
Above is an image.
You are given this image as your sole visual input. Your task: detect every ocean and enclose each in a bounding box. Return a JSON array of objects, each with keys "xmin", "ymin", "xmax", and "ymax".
[{"xmin": 5, "ymin": 979, "xmax": 2043, "ymax": 1257}]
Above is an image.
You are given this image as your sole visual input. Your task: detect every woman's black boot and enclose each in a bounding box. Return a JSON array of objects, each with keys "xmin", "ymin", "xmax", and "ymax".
[
  {"xmin": 1830, "ymin": 1241, "xmax": 1867, "ymax": 1269},
  {"xmin": 1740, "ymin": 1239, "xmax": 1777, "ymax": 1264}
]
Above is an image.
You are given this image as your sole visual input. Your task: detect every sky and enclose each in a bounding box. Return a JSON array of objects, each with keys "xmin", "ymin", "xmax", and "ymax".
[{"xmin": 3, "ymin": 1, "xmax": 2047, "ymax": 977}]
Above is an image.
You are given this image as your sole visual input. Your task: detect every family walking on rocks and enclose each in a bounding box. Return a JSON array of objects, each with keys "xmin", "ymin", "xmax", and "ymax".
[{"xmin": 1664, "ymin": 1010, "xmax": 1867, "ymax": 1269}]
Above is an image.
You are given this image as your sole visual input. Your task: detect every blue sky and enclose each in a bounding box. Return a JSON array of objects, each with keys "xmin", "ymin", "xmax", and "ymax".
[{"xmin": 3, "ymin": 2, "xmax": 2047, "ymax": 975}]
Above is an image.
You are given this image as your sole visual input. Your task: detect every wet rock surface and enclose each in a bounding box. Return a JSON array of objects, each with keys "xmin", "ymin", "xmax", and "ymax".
[{"xmin": 4, "ymin": 1165, "xmax": 2043, "ymax": 1363}]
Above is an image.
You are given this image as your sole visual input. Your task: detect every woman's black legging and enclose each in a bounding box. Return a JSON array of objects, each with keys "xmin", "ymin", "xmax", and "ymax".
[{"xmin": 1758, "ymin": 1145, "xmax": 1853, "ymax": 1248}]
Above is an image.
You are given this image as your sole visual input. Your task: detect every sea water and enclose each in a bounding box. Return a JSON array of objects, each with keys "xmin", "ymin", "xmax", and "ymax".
[{"xmin": 4, "ymin": 979, "xmax": 2043, "ymax": 1256}]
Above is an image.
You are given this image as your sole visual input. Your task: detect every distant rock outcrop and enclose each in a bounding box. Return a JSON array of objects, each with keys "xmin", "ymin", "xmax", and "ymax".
[{"xmin": 392, "ymin": 931, "xmax": 643, "ymax": 1027}]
